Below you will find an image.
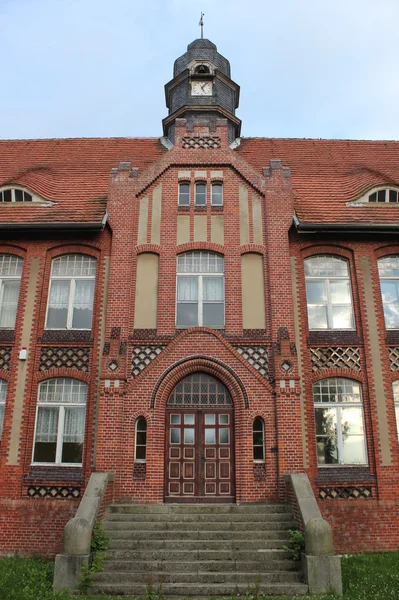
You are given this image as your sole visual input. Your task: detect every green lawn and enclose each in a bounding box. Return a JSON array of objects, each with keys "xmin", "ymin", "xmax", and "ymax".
[{"xmin": 0, "ymin": 553, "xmax": 399, "ymax": 600}]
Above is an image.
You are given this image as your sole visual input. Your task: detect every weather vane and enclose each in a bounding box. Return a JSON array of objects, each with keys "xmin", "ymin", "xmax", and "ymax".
[{"xmin": 199, "ymin": 12, "xmax": 205, "ymax": 39}]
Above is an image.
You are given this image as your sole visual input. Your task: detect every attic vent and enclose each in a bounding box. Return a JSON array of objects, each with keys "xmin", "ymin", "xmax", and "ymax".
[{"xmin": 0, "ymin": 188, "xmax": 32, "ymax": 203}]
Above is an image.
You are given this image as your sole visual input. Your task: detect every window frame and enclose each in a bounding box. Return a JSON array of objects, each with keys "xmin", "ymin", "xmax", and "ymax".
[
  {"xmin": 0, "ymin": 379, "xmax": 7, "ymax": 440},
  {"xmin": 392, "ymin": 381, "xmax": 399, "ymax": 442},
  {"xmin": 211, "ymin": 182, "xmax": 223, "ymax": 206},
  {"xmin": 378, "ymin": 256, "xmax": 399, "ymax": 330},
  {"xmin": 0, "ymin": 186, "xmax": 34, "ymax": 203},
  {"xmin": 45, "ymin": 254, "xmax": 96, "ymax": 330},
  {"xmin": 0, "ymin": 254, "xmax": 23, "ymax": 329},
  {"xmin": 32, "ymin": 378, "xmax": 87, "ymax": 466},
  {"xmin": 253, "ymin": 417, "xmax": 265, "ymax": 462},
  {"xmin": 135, "ymin": 416, "xmax": 147, "ymax": 462},
  {"xmin": 305, "ymin": 255, "xmax": 355, "ymax": 331},
  {"xmin": 313, "ymin": 377, "xmax": 367, "ymax": 466},
  {"xmin": 176, "ymin": 252, "xmax": 225, "ymax": 329},
  {"xmin": 178, "ymin": 181, "xmax": 190, "ymax": 206},
  {"xmin": 195, "ymin": 181, "xmax": 207, "ymax": 206}
]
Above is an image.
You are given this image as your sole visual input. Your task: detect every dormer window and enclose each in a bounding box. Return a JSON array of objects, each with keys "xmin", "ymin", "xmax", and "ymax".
[
  {"xmin": 350, "ymin": 187, "xmax": 399, "ymax": 205},
  {"xmin": 0, "ymin": 188, "xmax": 33, "ymax": 203}
]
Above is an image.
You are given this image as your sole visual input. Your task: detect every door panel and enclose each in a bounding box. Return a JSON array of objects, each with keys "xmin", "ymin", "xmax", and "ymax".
[{"xmin": 165, "ymin": 408, "xmax": 235, "ymax": 502}]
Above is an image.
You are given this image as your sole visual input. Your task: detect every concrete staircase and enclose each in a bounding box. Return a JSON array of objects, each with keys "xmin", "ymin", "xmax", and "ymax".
[{"xmin": 92, "ymin": 503, "xmax": 308, "ymax": 597}]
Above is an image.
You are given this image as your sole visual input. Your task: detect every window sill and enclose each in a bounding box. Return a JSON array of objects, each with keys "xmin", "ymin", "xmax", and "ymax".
[
  {"xmin": 0, "ymin": 329, "xmax": 15, "ymax": 342},
  {"xmin": 308, "ymin": 330, "xmax": 361, "ymax": 345},
  {"xmin": 24, "ymin": 465, "xmax": 84, "ymax": 483},
  {"xmin": 39, "ymin": 330, "xmax": 93, "ymax": 343},
  {"xmin": 316, "ymin": 466, "xmax": 374, "ymax": 483}
]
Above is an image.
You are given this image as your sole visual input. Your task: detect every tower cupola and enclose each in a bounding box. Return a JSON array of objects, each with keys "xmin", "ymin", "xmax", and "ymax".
[{"xmin": 163, "ymin": 38, "xmax": 241, "ymax": 144}]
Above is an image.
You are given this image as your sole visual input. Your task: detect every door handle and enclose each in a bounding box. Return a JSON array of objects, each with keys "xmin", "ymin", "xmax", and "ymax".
[{"xmin": 201, "ymin": 455, "xmax": 205, "ymax": 464}]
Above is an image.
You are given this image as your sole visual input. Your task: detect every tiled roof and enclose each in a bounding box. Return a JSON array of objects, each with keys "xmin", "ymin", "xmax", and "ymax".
[
  {"xmin": 0, "ymin": 137, "xmax": 166, "ymax": 225},
  {"xmin": 237, "ymin": 137, "xmax": 399, "ymax": 225}
]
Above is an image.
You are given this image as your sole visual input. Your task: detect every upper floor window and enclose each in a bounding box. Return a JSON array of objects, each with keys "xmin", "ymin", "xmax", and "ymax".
[
  {"xmin": 0, "ymin": 380, "xmax": 7, "ymax": 440},
  {"xmin": 33, "ymin": 378, "xmax": 87, "ymax": 465},
  {"xmin": 195, "ymin": 182, "xmax": 206, "ymax": 205},
  {"xmin": 0, "ymin": 187, "xmax": 33, "ymax": 203},
  {"xmin": 378, "ymin": 256, "xmax": 399, "ymax": 329},
  {"xmin": 368, "ymin": 188, "xmax": 399, "ymax": 203},
  {"xmin": 305, "ymin": 255, "xmax": 354, "ymax": 330},
  {"xmin": 178, "ymin": 182, "xmax": 190, "ymax": 206},
  {"xmin": 46, "ymin": 255, "xmax": 96, "ymax": 330},
  {"xmin": 0, "ymin": 255, "xmax": 23, "ymax": 329},
  {"xmin": 176, "ymin": 251, "xmax": 224, "ymax": 328},
  {"xmin": 253, "ymin": 417, "xmax": 265, "ymax": 461},
  {"xmin": 393, "ymin": 381, "xmax": 399, "ymax": 442},
  {"xmin": 135, "ymin": 417, "xmax": 147, "ymax": 461},
  {"xmin": 314, "ymin": 378, "xmax": 367, "ymax": 466},
  {"xmin": 211, "ymin": 182, "xmax": 223, "ymax": 206}
]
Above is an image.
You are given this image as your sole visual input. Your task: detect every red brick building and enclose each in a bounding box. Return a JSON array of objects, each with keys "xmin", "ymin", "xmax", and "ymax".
[{"xmin": 1, "ymin": 38, "xmax": 399, "ymax": 556}]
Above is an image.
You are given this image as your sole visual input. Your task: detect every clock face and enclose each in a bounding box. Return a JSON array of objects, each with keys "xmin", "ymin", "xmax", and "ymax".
[{"xmin": 191, "ymin": 81, "xmax": 212, "ymax": 96}]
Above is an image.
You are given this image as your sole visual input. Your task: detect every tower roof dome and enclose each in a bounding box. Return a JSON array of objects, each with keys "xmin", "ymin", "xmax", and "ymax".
[{"xmin": 173, "ymin": 38, "xmax": 231, "ymax": 78}]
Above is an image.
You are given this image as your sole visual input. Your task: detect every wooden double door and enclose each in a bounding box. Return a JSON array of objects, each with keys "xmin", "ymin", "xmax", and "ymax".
[{"xmin": 165, "ymin": 408, "xmax": 235, "ymax": 502}]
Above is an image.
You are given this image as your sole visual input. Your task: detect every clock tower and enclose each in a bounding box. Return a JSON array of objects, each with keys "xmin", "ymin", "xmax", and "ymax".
[{"xmin": 163, "ymin": 38, "xmax": 241, "ymax": 144}]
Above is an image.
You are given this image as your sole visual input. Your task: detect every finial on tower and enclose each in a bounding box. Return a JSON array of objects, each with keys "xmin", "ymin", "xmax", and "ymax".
[{"xmin": 198, "ymin": 12, "xmax": 205, "ymax": 39}]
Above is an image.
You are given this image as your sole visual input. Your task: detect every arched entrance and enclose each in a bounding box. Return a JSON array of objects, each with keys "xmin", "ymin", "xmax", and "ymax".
[{"xmin": 165, "ymin": 372, "xmax": 235, "ymax": 503}]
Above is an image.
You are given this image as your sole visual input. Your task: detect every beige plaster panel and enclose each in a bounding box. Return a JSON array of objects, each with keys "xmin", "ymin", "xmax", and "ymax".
[
  {"xmin": 177, "ymin": 215, "xmax": 190, "ymax": 245},
  {"xmin": 361, "ymin": 256, "xmax": 392, "ymax": 466},
  {"xmin": 241, "ymin": 253, "xmax": 266, "ymax": 329},
  {"xmin": 239, "ymin": 184, "xmax": 250, "ymax": 245},
  {"xmin": 151, "ymin": 183, "xmax": 162, "ymax": 245},
  {"xmin": 7, "ymin": 257, "xmax": 41, "ymax": 465},
  {"xmin": 178, "ymin": 170, "xmax": 191, "ymax": 178},
  {"xmin": 290, "ymin": 256, "xmax": 307, "ymax": 468},
  {"xmin": 252, "ymin": 193, "xmax": 263, "ymax": 245},
  {"xmin": 194, "ymin": 215, "xmax": 207, "ymax": 241},
  {"xmin": 211, "ymin": 215, "xmax": 224, "ymax": 245},
  {"xmin": 210, "ymin": 170, "xmax": 223, "ymax": 179},
  {"xmin": 194, "ymin": 170, "xmax": 207, "ymax": 178},
  {"xmin": 134, "ymin": 253, "xmax": 159, "ymax": 329},
  {"xmin": 137, "ymin": 195, "xmax": 149, "ymax": 245}
]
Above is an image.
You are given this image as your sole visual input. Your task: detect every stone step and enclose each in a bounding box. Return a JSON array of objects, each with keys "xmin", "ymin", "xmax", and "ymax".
[
  {"xmin": 94, "ymin": 570, "xmax": 301, "ymax": 584},
  {"xmin": 91, "ymin": 581, "xmax": 309, "ymax": 597},
  {"xmin": 104, "ymin": 528, "xmax": 291, "ymax": 541},
  {"xmin": 104, "ymin": 520, "xmax": 296, "ymax": 532},
  {"xmin": 104, "ymin": 548, "xmax": 294, "ymax": 562},
  {"xmin": 102, "ymin": 559, "xmax": 299, "ymax": 573},
  {"xmin": 105, "ymin": 511, "xmax": 294, "ymax": 522},
  {"xmin": 107, "ymin": 503, "xmax": 291, "ymax": 515},
  {"xmin": 106, "ymin": 532, "xmax": 290, "ymax": 546}
]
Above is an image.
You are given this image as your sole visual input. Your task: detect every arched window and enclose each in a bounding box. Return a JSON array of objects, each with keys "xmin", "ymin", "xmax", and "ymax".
[
  {"xmin": 178, "ymin": 182, "xmax": 190, "ymax": 206},
  {"xmin": 46, "ymin": 254, "xmax": 96, "ymax": 330},
  {"xmin": 0, "ymin": 255, "xmax": 23, "ymax": 329},
  {"xmin": 211, "ymin": 182, "xmax": 223, "ymax": 206},
  {"xmin": 253, "ymin": 417, "xmax": 265, "ymax": 461},
  {"xmin": 305, "ymin": 255, "xmax": 354, "ymax": 330},
  {"xmin": 0, "ymin": 379, "xmax": 7, "ymax": 440},
  {"xmin": 393, "ymin": 381, "xmax": 399, "ymax": 442},
  {"xmin": 0, "ymin": 187, "xmax": 33, "ymax": 203},
  {"xmin": 313, "ymin": 378, "xmax": 367, "ymax": 465},
  {"xmin": 135, "ymin": 417, "xmax": 147, "ymax": 461},
  {"xmin": 33, "ymin": 378, "xmax": 87, "ymax": 465},
  {"xmin": 194, "ymin": 64, "xmax": 210, "ymax": 74},
  {"xmin": 195, "ymin": 182, "xmax": 206, "ymax": 205},
  {"xmin": 378, "ymin": 256, "xmax": 399, "ymax": 329},
  {"xmin": 176, "ymin": 251, "xmax": 224, "ymax": 328}
]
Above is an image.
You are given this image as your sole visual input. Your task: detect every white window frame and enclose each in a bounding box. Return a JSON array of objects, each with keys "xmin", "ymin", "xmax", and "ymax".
[
  {"xmin": 45, "ymin": 255, "xmax": 96, "ymax": 330},
  {"xmin": 392, "ymin": 381, "xmax": 399, "ymax": 442},
  {"xmin": 253, "ymin": 417, "xmax": 265, "ymax": 462},
  {"xmin": 0, "ymin": 379, "xmax": 7, "ymax": 440},
  {"xmin": 378, "ymin": 256, "xmax": 399, "ymax": 330},
  {"xmin": 176, "ymin": 252, "xmax": 225, "ymax": 328},
  {"xmin": 351, "ymin": 186, "xmax": 399, "ymax": 205},
  {"xmin": 195, "ymin": 181, "xmax": 207, "ymax": 205},
  {"xmin": 0, "ymin": 185, "xmax": 47, "ymax": 204},
  {"xmin": 135, "ymin": 416, "xmax": 147, "ymax": 462},
  {"xmin": 313, "ymin": 378, "xmax": 367, "ymax": 466},
  {"xmin": 0, "ymin": 255, "xmax": 23, "ymax": 329},
  {"xmin": 305, "ymin": 255, "xmax": 355, "ymax": 330},
  {"xmin": 32, "ymin": 378, "xmax": 87, "ymax": 466},
  {"xmin": 211, "ymin": 182, "xmax": 223, "ymax": 206},
  {"xmin": 178, "ymin": 181, "xmax": 190, "ymax": 206}
]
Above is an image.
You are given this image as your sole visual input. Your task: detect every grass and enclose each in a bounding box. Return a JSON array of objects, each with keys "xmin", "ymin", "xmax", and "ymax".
[{"xmin": 0, "ymin": 552, "xmax": 399, "ymax": 599}]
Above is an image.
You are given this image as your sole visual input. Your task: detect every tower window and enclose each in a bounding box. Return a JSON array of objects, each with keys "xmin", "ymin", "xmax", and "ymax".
[
  {"xmin": 195, "ymin": 182, "xmax": 206, "ymax": 205},
  {"xmin": 253, "ymin": 417, "xmax": 265, "ymax": 461},
  {"xmin": 194, "ymin": 64, "xmax": 210, "ymax": 74},
  {"xmin": 178, "ymin": 182, "xmax": 190, "ymax": 206},
  {"xmin": 135, "ymin": 417, "xmax": 147, "ymax": 461}
]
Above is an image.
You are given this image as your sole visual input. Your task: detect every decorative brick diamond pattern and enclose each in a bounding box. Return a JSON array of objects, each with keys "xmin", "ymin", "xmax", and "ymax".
[
  {"xmin": 39, "ymin": 347, "xmax": 90, "ymax": 372},
  {"xmin": 388, "ymin": 347, "xmax": 399, "ymax": 371},
  {"xmin": 235, "ymin": 346, "xmax": 268, "ymax": 377},
  {"xmin": 319, "ymin": 486, "xmax": 372, "ymax": 500},
  {"xmin": 27, "ymin": 486, "xmax": 81, "ymax": 499},
  {"xmin": 182, "ymin": 136, "xmax": 221, "ymax": 149},
  {"xmin": 310, "ymin": 347, "xmax": 361, "ymax": 372},
  {"xmin": 132, "ymin": 346, "xmax": 166, "ymax": 378},
  {"xmin": 0, "ymin": 347, "xmax": 11, "ymax": 370}
]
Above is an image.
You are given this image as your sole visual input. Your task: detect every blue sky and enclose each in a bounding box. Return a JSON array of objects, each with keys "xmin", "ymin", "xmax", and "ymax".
[{"xmin": 1, "ymin": 0, "xmax": 399, "ymax": 141}]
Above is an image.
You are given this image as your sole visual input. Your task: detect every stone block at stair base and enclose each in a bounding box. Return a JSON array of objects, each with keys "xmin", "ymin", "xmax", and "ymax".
[
  {"xmin": 304, "ymin": 554, "xmax": 343, "ymax": 596},
  {"xmin": 53, "ymin": 552, "xmax": 92, "ymax": 591}
]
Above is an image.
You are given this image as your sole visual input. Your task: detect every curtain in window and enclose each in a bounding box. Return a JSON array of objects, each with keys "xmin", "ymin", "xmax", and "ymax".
[
  {"xmin": 72, "ymin": 280, "xmax": 95, "ymax": 328},
  {"xmin": 47, "ymin": 280, "xmax": 70, "ymax": 328},
  {"xmin": 63, "ymin": 407, "xmax": 85, "ymax": 443},
  {"xmin": 203, "ymin": 277, "xmax": 223, "ymax": 301},
  {"xmin": 177, "ymin": 277, "xmax": 198, "ymax": 300},
  {"xmin": 0, "ymin": 281, "xmax": 20, "ymax": 327},
  {"xmin": 0, "ymin": 405, "xmax": 4, "ymax": 439},
  {"xmin": 35, "ymin": 407, "xmax": 59, "ymax": 442}
]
